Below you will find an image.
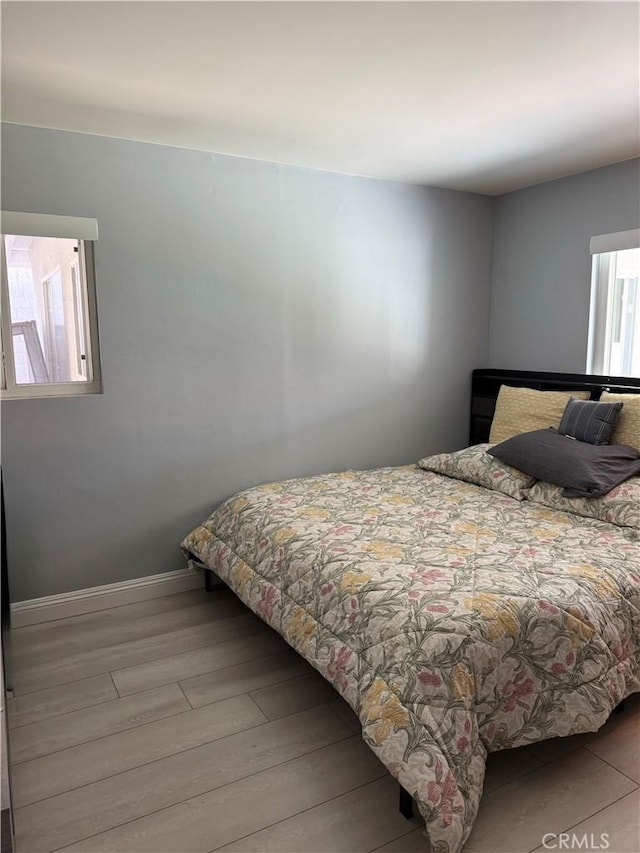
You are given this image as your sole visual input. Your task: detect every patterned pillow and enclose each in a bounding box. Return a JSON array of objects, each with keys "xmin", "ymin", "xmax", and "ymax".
[
  {"xmin": 526, "ymin": 476, "xmax": 640, "ymax": 529},
  {"xmin": 417, "ymin": 443, "xmax": 535, "ymax": 501},
  {"xmin": 558, "ymin": 397, "xmax": 623, "ymax": 445},
  {"xmin": 600, "ymin": 392, "xmax": 640, "ymax": 450},
  {"xmin": 489, "ymin": 386, "xmax": 590, "ymax": 444}
]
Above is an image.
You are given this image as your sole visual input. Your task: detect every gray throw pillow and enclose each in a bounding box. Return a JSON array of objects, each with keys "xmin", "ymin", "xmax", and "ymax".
[
  {"xmin": 487, "ymin": 428, "xmax": 640, "ymax": 497},
  {"xmin": 558, "ymin": 396, "xmax": 623, "ymax": 445}
]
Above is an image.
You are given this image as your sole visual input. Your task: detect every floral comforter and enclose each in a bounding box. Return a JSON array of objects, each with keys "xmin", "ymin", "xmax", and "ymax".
[{"xmin": 181, "ymin": 452, "xmax": 640, "ymax": 853}]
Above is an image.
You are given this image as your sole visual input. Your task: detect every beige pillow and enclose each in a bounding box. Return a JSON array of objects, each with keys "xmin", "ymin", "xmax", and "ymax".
[
  {"xmin": 489, "ymin": 386, "xmax": 590, "ymax": 444},
  {"xmin": 600, "ymin": 392, "xmax": 640, "ymax": 450}
]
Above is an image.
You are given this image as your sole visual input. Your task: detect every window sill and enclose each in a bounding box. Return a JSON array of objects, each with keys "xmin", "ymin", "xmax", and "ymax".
[{"xmin": 1, "ymin": 381, "xmax": 103, "ymax": 400}]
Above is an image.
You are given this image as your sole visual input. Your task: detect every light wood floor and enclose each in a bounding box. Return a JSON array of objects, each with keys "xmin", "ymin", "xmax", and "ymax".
[{"xmin": 6, "ymin": 586, "xmax": 639, "ymax": 853}]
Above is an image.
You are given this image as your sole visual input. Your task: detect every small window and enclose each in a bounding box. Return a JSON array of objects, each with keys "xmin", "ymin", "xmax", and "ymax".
[
  {"xmin": 587, "ymin": 229, "xmax": 640, "ymax": 378},
  {"xmin": 1, "ymin": 212, "xmax": 101, "ymax": 398}
]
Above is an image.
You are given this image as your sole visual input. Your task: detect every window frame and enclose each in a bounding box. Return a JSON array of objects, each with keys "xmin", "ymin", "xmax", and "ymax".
[
  {"xmin": 1, "ymin": 237, "xmax": 102, "ymax": 399},
  {"xmin": 586, "ymin": 229, "xmax": 640, "ymax": 379},
  {"xmin": 70, "ymin": 254, "xmax": 89, "ymax": 379}
]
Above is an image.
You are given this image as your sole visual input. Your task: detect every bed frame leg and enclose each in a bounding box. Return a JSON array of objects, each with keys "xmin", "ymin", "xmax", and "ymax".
[
  {"xmin": 399, "ymin": 785, "xmax": 414, "ymax": 820},
  {"xmin": 204, "ymin": 569, "xmax": 214, "ymax": 592},
  {"xmin": 614, "ymin": 699, "xmax": 626, "ymax": 714}
]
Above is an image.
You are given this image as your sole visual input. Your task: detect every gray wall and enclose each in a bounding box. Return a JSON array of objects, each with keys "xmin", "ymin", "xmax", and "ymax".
[
  {"xmin": 489, "ymin": 158, "xmax": 640, "ymax": 372},
  {"xmin": 1, "ymin": 124, "xmax": 494, "ymax": 601}
]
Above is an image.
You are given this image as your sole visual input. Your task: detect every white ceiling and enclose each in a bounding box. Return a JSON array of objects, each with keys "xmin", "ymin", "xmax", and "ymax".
[{"xmin": 2, "ymin": 1, "xmax": 639, "ymax": 195}]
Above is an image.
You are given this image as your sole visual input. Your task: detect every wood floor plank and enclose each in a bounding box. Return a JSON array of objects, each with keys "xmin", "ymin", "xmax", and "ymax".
[
  {"xmin": 11, "ymin": 587, "xmax": 213, "ymax": 650},
  {"xmin": 14, "ymin": 704, "xmax": 351, "ymax": 852},
  {"xmin": 13, "ymin": 613, "xmax": 266, "ymax": 695},
  {"xmin": 370, "ymin": 828, "xmax": 430, "ymax": 853},
  {"xmin": 180, "ymin": 651, "xmax": 311, "ymax": 708},
  {"xmin": 217, "ymin": 776, "xmax": 417, "ymax": 852},
  {"xmin": 6, "ymin": 674, "xmax": 117, "ymax": 730},
  {"xmin": 12, "ymin": 693, "xmax": 266, "ymax": 807},
  {"xmin": 369, "ymin": 827, "xmax": 431, "ymax": 853},
  {"xmin": 57, "ymin": 736, "xmax": 387, "ymax": 852},
  {"xmin": 10, "ymin": 683, "xmax": 189, "ymax": 764},
  {"xmin": 250, "ymin": 671, "xmax": 339, "ymax": 720},
  {"xmin": 112, "ymin": 630, "xmax": 287, "ymax": 696},
  {"xmin": 529, "ymin": 789, "xmax": 640, "ymax": 853},
  {"xmin": 462, "ymin": 748, "xmax": 636, "ymax": 853},
  {"xmin": 584, "ymin": 698, "xmax": 640, "ymax": 783},
  {"xmin": 13, "ymin": 596, "xmax": 245, "ymax": 669}
]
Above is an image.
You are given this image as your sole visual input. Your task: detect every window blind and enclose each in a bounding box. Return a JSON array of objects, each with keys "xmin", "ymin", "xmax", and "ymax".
[{"xmin": 590, "ymin": 228, "xmax": 639, "ymax": 255}]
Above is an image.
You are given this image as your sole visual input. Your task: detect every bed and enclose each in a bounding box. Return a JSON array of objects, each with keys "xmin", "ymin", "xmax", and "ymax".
[{"xmin": 181, "ymin": 369, "xmax": 640, "ymax": 853}]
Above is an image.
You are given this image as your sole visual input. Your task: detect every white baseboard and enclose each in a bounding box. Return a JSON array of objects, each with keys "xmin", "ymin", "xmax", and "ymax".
[{"xmin": 10, "ymin": 568, "xmax": 205, "ymax": 628}]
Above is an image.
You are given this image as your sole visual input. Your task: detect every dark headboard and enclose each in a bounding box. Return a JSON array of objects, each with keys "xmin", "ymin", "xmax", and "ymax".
[{"xmin": 470, "ymin": 369, "xmax": 640, "ymax": 445}]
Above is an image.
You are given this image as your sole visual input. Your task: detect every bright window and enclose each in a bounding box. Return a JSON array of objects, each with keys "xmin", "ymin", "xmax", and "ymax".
[
  {"xmin": 1, "ymin": 213, "xmax": 101, "ymax": 399},
  {"xmin": 587, "ymin": 230, "xmax": 640, "ymax": 378}
]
